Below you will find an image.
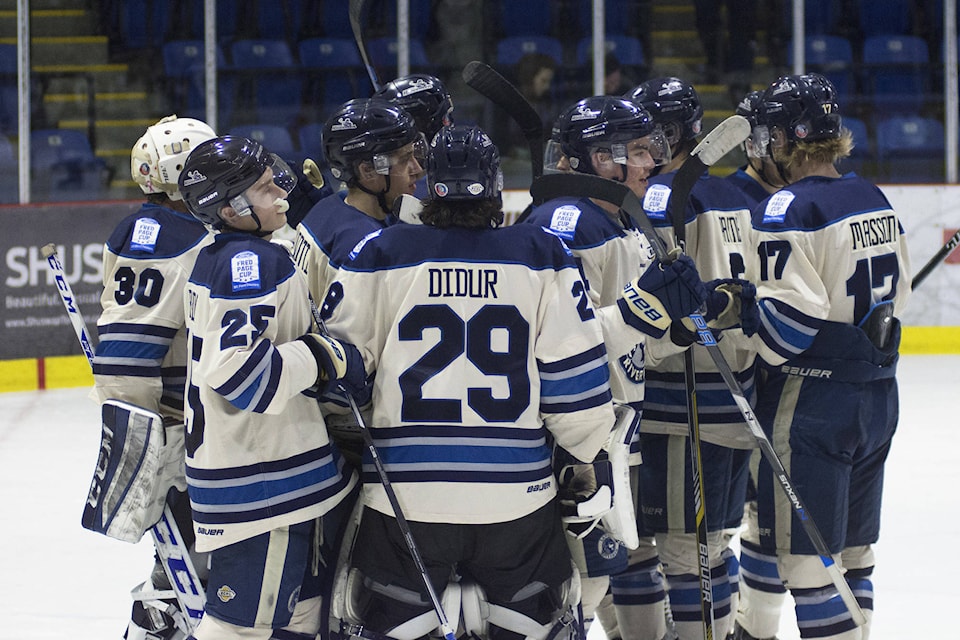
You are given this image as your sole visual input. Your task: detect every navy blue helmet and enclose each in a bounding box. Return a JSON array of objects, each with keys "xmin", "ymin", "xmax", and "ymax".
[
  {"xmin": 322, "ymin": 98, "xmax": 421, "ymax": 183},
  {"xmin": 627, "ymin": 76, "xmax": 703, "ymax": 144},
  {"xmin": 374, "ymin": 74, "xmax": 454, "ymax": 142},
  {"xmin": 427, "ymin": 124, "xmax": 502, "ymax": 202},
  {"xmin": 756, "ymin": 73, "xmax": 842, "ymax": 143}
]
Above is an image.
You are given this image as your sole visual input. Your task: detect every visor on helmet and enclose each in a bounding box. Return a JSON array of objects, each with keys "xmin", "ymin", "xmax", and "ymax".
[
  {"xmin": 228, "ymin": 153, "xmax": 297, "ymax": 216},
  {"xmin": 371, "ymin": 133, "xmax": 427, "ymax": 176}
]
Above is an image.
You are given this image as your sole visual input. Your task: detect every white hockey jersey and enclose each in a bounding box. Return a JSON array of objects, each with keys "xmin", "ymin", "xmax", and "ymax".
[
  {"xmin": 746, "ymin": 173, "xmax": 911, "ymax": 367},
  {"xmin": 324, "ymin": 222, "xmax": 615, "ymax": 525},
  {"xmin": 184, "ymin": 232, "xmax": 357, "ymax": 552},
  {"xmin": 93, "ymin": 204, "xmax": 214, "ymax": 420},
  {"xmin": 641, "ymin": 172, "xmax": 758, "ymax": 449}
]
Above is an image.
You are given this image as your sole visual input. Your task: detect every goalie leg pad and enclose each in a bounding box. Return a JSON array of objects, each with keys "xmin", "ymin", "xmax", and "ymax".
[
  {"xmin": 82, "ymin": 400, "xmax": 181, "ymax": 542},
  {"xmin": 600, "ymin": 404, "xmax": 642, "ymax": 549}
]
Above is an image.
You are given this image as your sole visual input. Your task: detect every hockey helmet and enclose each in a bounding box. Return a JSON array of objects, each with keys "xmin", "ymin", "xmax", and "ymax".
[
  {"xmin": 322, "ymin": 98, "xmax": 424, "ymax": 184},
  {"xmin": 755, "ymin": 73, "xmax": 842, "ymax": 144},
  {"xmin": 131, "ymin": 115, "xmax": 216, "ymax": 200},
  {"xmin": 178, "ymin": 136, "xmax": 297, "ymax": 227},
  {"xmin": 374, "ymin": 73, "xmax": 454, "ymax": 142},
  {"xmin": 545, "ymin": 96, "xmax": 670, "ymax": 175},
  {"xmin": 736, "ymin": 90, "xmax": 769, "ymax": 158},
  {"xmin": 426, "ymin": 125, "xmax": 502, "ymax": 202},
  {"xmin": 626, "ymin": 76, "xmax": 703, "ymax": 144}
]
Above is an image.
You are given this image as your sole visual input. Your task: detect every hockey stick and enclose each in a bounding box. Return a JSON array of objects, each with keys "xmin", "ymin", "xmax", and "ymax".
[
  {"xmin": 42, "ymin": 243, "xmax": 206, "ymax": 633},
  {"xmin": 530, "ymin": 172, "xmax": 868, "ymax": 627},
  {"xmin": 348, "ymin": 0, "xmax": 382, "ymax": 92},
  {"xmin": 308, "ymin": 299, "xmax": 457, "ymax": 640},
  {"xmin": 462, "ymin": 60, "xmax": 544, "ymax": 224},
  {"xmin": 912, "ymin": 227, "xmax": 960, "ymax": 289}
]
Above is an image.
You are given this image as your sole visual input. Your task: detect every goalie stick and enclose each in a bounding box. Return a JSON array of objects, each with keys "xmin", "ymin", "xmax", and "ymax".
[
  {"xmin": 308, "ymin": 298, "xmax": 457, "ymax": 640},
  {"xmin": 42, "ymin": 243, "xmax": 205, "ymax": 633},
  {"xmin": 348, "ymin": 0, "xmax": 382, "ymax": 92},
  {"xmin": 912, "ymin": 227, "xmax": 960, "ymax": 289},
  {"xmin": 531, "ymin": 169, "xmax": 868, "ymax": 628}
]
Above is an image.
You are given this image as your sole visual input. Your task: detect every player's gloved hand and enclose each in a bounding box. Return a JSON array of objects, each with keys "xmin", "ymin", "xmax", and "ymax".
[
  {"xmin": 671, "ymin": 278, "xmax": 761, "ymax": 346},
  {"xmin": 297, "ymin": 333, "xmax": 368, "ymax": 400},
  {"xmin": 555, "ymin": 448, "xmax": 614, "ymax": 539},
  {"xmin": 284, "ymin": 158, "xmax": 334, "ymax": 228},
  {"xmin": 617, "ymin": 249, "xmax": 707, "ymax": 338},
  {"xmin": 302, "ymin": 158, "xmax": 326, "ymax": 189}
]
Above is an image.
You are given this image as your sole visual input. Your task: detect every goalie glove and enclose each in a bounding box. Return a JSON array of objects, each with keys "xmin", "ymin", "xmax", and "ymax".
[
  {"xmin": 297, "ymin": 333, "xmax": 370, "ymax": 403},
  {"xmin": 618, "ymin": 250, "xmax": 707, "ymax": 338}
]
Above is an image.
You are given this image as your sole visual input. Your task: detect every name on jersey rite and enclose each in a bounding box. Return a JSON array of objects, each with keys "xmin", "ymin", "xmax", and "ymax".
[
  {"xmin": 850, "ymin": 214, "xmax": 898, "ymax": 250},
  {"xmin": 429, "ymin": 268, "xmax": 499, "ymax": 299}
]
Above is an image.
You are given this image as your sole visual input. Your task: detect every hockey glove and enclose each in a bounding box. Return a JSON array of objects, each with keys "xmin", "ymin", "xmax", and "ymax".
[
  {"xmin": 617, "ymin": 251, "xmax": 707, "ymax": 338},
  {"xmin": 555, "ymin": 447, "xmax": 614, "ymax": 539},
  {"xmin": 297, "ymin": 333, "xmax": 369, "ymax": 401},
  {"xmin": 284, "ymin": 158, "xmax": 334, "ymax": 228},
  {"xmin": 672, "ymin": 278, "xmax": 760, "ymax": 346}
]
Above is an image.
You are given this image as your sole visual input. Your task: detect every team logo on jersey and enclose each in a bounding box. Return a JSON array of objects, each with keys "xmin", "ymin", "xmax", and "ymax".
[
  {"xmin": 131, "ymin": 218, "xmax": 161, "ymax": 253},
  {"xmin": 217, "ymin": 585, "xmax": 236, "ymax": 603},
  {"xmin": 643, "ymin": 183, "xmax": 671, "ymax": 219},
  {"xmin": 349, "ymin": 228, "xmax": 383, "ymax": 260},
  {"xmin": 598, "ymin": 532, "xmax": 622, "ymax": 560},
  {"xmin": 434, "ymin": 182, "xmax": 449, "ymax": 197},
  {"xmin": 548, "ymin": 204, "xmax": 581, "ymax": 240},
  {"xmin": 332, "ymin": 116, "xmax": 357, "ymax": 131},
  {"xmin": 618, "ymin": 343, "xmax": 645, "ymax": 384},
  {"xmin": 762, "ymin": 190, "xmax": 796, "ymax": 223},
  {"xmin": 231, "ymin": 250, "xmax": 261, "ymax": 292},
  {"xmin": 181, "ymin": 168, "xmax": 206, "ymax": 186}
]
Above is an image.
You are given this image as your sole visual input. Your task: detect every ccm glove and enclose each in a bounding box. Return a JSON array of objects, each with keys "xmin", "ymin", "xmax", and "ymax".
[
  {"xmin": 297, "ymin": 333, "xmax": 369, "ymax": 399},
  {"xmin": 617, "ymin": 252, "xmax": 707, "ymax": 338}
]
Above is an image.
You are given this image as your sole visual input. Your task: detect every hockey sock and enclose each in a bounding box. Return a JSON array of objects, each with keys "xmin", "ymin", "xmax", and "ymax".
[
  {"xmin": 845, "ymin": 567, "xmax": 874, "ymax": 640},
  {"xmin": 608, "ymin": 556, "xmax": 667, "ymax": 640},
  {"xmin": 722, "ymin": 545, "xmax": 741, "ymax": 630},
  {"xmin": 737, "ymin": 540, "xmax": 786, "ymax": 638},
  {"xmin": 792, "ymin": 585, "xmax": 859, "ymax": 638},
  {"xmin": 666, "ymin": 564, "xmax": 730, "ymax": 640}
]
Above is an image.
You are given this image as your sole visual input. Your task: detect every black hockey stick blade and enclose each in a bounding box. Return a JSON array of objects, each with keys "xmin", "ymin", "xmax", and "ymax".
[
  {"xmin": 912, "ymin": 227, "xmax": 960, "ymax": 289},
  {"xmin": 668, "ymin": 114, "xmax": 752, "ymax": 243},
  {"xmin": 462, "ymin": 61, "xmax": 544, "ymax": 179},
  {"xmin": 348, "ymin": 0, "xmax": 381, "ymax": 92}
]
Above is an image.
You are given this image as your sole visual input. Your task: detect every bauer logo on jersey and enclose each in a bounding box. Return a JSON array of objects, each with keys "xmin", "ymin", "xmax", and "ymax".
[
  {"xmin": 349, "ymin": 228, "xmax": 383, "ymax": 260},
  {"xmin": 763, "ymin": 190, "xmax": 796, "ymax": 223},
  {"xmin": 548, "ymin": 204, "xmax": 582, "ymax": 240},
  {"xmin": 643, "ymin": 183, "xmax": 671, "ymax": 219},
  {"xmin": 230, "ymin": 251, "xmax": 261, "ymax": 291},
  {"xmin": 181, "ymin": 168, "xmax": 206, "ymax": 186},
  {"xmin": 130, "ymin": 218, "xmax": 161, "ymax": 253}
]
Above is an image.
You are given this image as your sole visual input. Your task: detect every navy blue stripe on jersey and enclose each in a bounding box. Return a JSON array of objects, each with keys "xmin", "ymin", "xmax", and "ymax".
[
  {"xmin": 297, "ymin": 192, "xmax": 391, "ymax": 267},
  {"xmin": 190, "ymin": 233, "xmax": 298, "ymax": 300},
  {"xmin": 643, "ymin": 368, "xmax": 756, "ymax": 425},
  {"xmin": 757, "ymin": 298, "xmax": 821, "ymax": 361},
  {"xmin": 160, "ymin": 366, "xmax": 186, "ymax": 409},
  {"xmin": 105, "ymin": 203, "xmax": 209, "ymax": 259},
  {"xmin": 187, "ymin": 445, "xmax": 352, "ymax": 525},
  {"xmin": 342, "ymin": 224, "xmax": 579, "ymax": 273},
  {"xmin": 213, "ymin": 341, "xmax": 283, "ymax": 412},
  {"xmin": 360, "ymin": 424, "xmax": 553, "ymax": 485},
  {"xmin": 539, "ymin": 345, "xmax": 612, "ymax": 413},
  {"xmin": 725, "ymin": 168, "xmax": 772, "ymax": 208},
  {"xmin": 751, "ymin": 174, "xmax": 893, "ymax": 232},
  {"xmin": 93, "ymin": 322, "xmax": 178, "ymax": 376}
]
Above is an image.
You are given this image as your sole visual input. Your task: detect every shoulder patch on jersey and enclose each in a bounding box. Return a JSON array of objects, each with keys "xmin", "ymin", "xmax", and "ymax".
[
  {"xmin": 548, "ymin": 204, "xmax": 582, "ymax": 240},
  {"xmin": 348, "ymin": 228, "xmax": 384, "ymax": 260},
  {"xmin": 643, "ymin": 184, "xmax": 671, "ymax": 219},
  {"xmin": 618, "ymin": 342, "xmax": 645, "ymax": 384},
  {"xmin": 130, "ymin": 217, "xmax": 161, "ymax": 253},
  {"xmin": 763, "ymin": 190, "xmax": 796, "ymax": 223},
  {"xmin": 231, "ymin": 250, "xmax": 261, "ymax": 292}
]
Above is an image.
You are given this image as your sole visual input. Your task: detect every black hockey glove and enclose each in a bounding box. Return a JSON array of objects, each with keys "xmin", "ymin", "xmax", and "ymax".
[
  {"xmin": 297, "ymin": 333, "xmax": 369, "ymax": 402},
  {"xmin": 617, "ymin": 251, "xmax": 707, "ymax": 338},
  {"xmin": 671, "ymin": 278, "xmax": 760, "ymax": 347}
]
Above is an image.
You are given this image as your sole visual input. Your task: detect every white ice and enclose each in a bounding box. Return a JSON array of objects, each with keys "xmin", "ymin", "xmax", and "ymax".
[{"xmin": 1, "ymin": 355, "xmax": 955, "ymax": 639}]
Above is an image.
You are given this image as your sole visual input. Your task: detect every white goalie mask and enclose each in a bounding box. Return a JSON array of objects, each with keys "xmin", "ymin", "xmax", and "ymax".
[{"xmin": 131, "ymin": 115, "xmax": 216, "ymax": 200}]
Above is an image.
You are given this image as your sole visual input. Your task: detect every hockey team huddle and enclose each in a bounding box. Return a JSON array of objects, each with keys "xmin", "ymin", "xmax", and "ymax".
[{"xmin": 86, "ymin": 68, "xmax": 909, "ymax": 640}]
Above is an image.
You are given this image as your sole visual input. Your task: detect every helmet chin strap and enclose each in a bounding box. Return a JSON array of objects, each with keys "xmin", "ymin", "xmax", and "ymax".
[{"xmin": 355, "ymin": 175, "xmax": 394, "ymax": 216}]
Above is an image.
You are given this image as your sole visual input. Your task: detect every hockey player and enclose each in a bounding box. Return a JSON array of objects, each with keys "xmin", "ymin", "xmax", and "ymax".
[
  {"xmin": 726, "ymin": 89, "xmax": 785, "ymax": 207},
  {"xmin": 177, "ymin": 135, "xmax": 362, "ymax": 640},
  {"xmin": 521, "ymin": 95, "xmax": 693, "ymax": 640},
  {"xmin": 321, "ymin": 123, "xmax": 706, "ymax": 640},
  {"xmin": 374, "ymin": 73, "xmax": 454, "ymax": 143},
  {"xmin": 733, "ymin": 74, "xmax": 910, "ymax": 640},
  {"xmin": 92, "ymin": 115, "xmax": 217, "ymax": 639},
  {"xmin": 292, "ymin": 98, "xmax": 426, "ymax": 461},
  {"xmin": 627, "ymin": 76, "xmax": 760, "ymax": 640}
]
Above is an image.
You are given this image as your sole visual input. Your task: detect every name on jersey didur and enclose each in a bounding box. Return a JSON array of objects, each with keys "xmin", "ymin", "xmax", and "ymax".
[
  {"xmin": 850, "ymin": 214, "xmax": 898, "ymax": 250},
  {"xmin": 428, "ymin": 267, "xmax": 499, "ymax": 299}
]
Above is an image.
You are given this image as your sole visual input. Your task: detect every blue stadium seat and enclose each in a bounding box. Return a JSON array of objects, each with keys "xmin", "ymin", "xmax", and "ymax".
[
  {"xmin": 0, "ymin": 44, "xmax": 16, "ymax": 134},
  {"xmin": 161, "ymin": 40, "xmax": 230, "ymax": 124},
  {"xmin": 229, "ymin": 39, "xmax": 303, "ymax": 126},
  {"xmin": 788, "ymin": 35, "xmax": 854, "ymax": 101},
  {"xmin": 367, "ymin": 36, "xmax": 431, "ymax": 71},
  {"xmin": 858, "ymin": 0, "xmax": 912, "ymax": 37},
  {"xmin": 228, "ymin": 124, "xmax": 297, "ymax": 157},
  {"xmin": 496, "ymin": 35, "xmax": 564, "ymax": 67},
  {"xmin": 862, "ymin": 35, "xmax": 929, "ymax": 114},
  {"xmin": 875, "ymin": 115, "xmax": 945, "ymax": 183},
  {"xmin": 575, "ymin": 0, "xmax": 643, "ymax": 36},
  {"xmin": 0, "ymin": 133, "xmax": 16, "ymax": 203},
  {"xmin": 298, "ymin": 38, "xmax": 368, "ymax": 111},
  {"xmin": 838, "ymin": 115, "xmax": 870, "ymax": 175},
  {"xmin": 30, "ymin": 129, "xmax": 107, "ymax": 201}
]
